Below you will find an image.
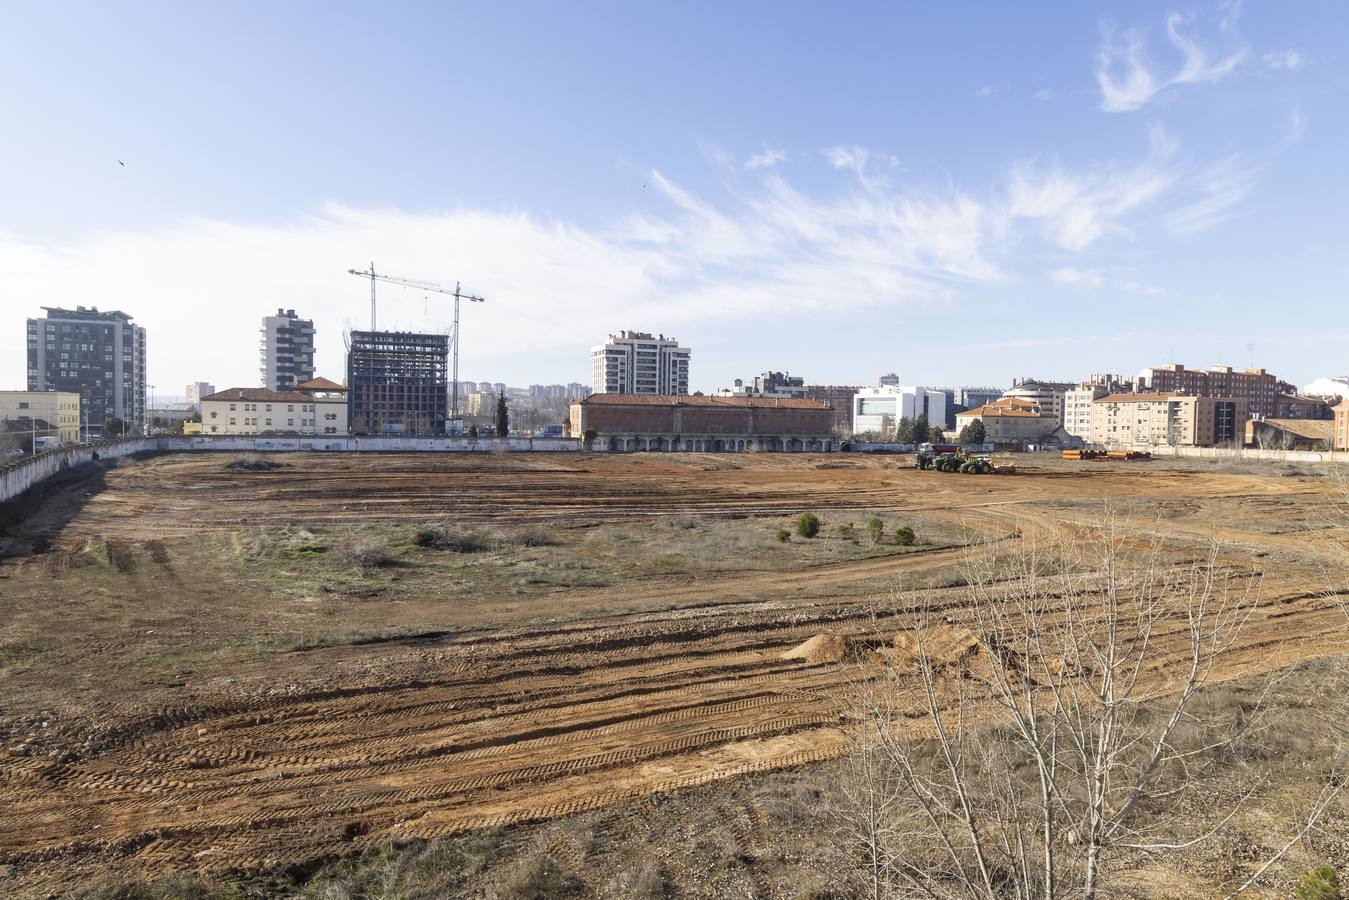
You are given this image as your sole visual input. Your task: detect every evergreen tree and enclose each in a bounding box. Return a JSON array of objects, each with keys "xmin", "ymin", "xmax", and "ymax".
[
  {"xmin": 102, "ymin": 417, "xmax": 126, "ymax": 436},
  {"xmin": 958, "ymin": 419, "xmax": 986, "ymax": 445},
  {"xmin": 494, "ymin": 394, "xmax": 509, "ymax": 437},
  {"xmin": 895, "ymin": 417, "xmax": 913, "ymax": 442},
  {"xmin": 912, "ymin": 414, "xmax": 928, "ymax": 443}
]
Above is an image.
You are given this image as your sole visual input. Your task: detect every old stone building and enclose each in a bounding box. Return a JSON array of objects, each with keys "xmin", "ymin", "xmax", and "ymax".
[{"xmin": 569, "ymin": 394, "xmax": 835, "ymax": 452}]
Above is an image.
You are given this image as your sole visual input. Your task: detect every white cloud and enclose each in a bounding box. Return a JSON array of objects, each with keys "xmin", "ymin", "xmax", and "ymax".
[
  {"xmin": 1049, "ymin": 267, "xmax": 1104, "ymax": 288},
  {"xmin": 1164, "ymin": 154, "xmax": 1260, "ymax": 235},
  {"xmin": 1119, "ymin": 279, "xmax": 1166, "ymax": 296},
  {"xmin": 1008, "ymin": 126, "xmax": 1180, "ymax": 250},
  {"xmin": 0, "ymin": 134, "xmax": 1260, "ymax": 392},
  {"xmin": 822, "ymin": 145, "xmax": 900, "ymax": 193},
  {"xmin": 1096, "ymin": 6, "xmax": 1246, "ymax": 112},
  {"xmin": 1033, "ymin": 88, "xmax": 1059, "ymax": 101},
  {"xmin": 745, "ymin": 149, "xmax": 789, "ymax": 170},
  {"xmin": 1263, "ymin": 49, "xmax": 1305, "ymax": 71},
  {"xmin": 974, "ymin": 84, "xmax": 1001, "ymax": 97}
]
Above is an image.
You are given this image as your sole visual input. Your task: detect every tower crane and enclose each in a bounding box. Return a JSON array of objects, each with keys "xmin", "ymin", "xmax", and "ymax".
[{"xmin": 346, "ymin": 264, "xmax": 486, "ymax": 431}]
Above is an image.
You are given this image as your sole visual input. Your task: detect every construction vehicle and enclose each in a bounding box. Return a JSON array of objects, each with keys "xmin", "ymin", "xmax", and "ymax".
[{"xmin": 915, "ymin": 449, "xmax": 1010, "ymax": 474}]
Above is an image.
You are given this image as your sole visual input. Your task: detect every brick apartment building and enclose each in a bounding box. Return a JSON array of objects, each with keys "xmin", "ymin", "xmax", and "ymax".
[
  {"xmin": 803, "ymin": 385, "xmax": 857, "ymax": 435},
  {"xmin": 1140, "ymin": 364, "xmax": 1291, "ymax": 418},
  {"xmin": 569, "ymin": 394, "xmax": 835, "ymax": 452}
]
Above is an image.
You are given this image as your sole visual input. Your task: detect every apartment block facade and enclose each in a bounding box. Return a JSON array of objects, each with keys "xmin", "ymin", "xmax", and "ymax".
[
  {"xmin": 591, "ymin": 331, "xmax": 690, "ymax": 395},
  {"xmin": 1091, "ymin": 393, "xmax": 1248, "ymax": 447},
  {"xmin": 1140, "ymin": 364, "xmax": 1289, "ymax": 419},
  {"xmin": 26, "ymin": 306, "xmax": 146, "ymax": 433},
  {"xmin": 260, "ymin": 309, "xmax": 316, "ymax": 391},
  {"xmin": 803, "ymin": 385, "xmax": 858, "ymax": 434},
  {"xmin": 0, "ymin": 391, "xmax": 82, "ymax": 444}
]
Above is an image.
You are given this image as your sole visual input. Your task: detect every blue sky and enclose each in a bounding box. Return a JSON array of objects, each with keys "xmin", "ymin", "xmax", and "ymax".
[{"xmin": 2, "ymin": 1, "xmax": 1346, "ymax": 398}]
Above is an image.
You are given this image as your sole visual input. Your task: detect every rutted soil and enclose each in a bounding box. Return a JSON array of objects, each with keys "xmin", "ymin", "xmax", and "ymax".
[{"xmin": 0, "ymin": 452, "xmax": 1344, "ymax": 894}]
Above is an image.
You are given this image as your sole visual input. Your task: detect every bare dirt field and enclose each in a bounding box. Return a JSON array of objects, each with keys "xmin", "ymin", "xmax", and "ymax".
[{"xmin": 0, "ymin": 451, "xmax": 1346, "ymax": 896}]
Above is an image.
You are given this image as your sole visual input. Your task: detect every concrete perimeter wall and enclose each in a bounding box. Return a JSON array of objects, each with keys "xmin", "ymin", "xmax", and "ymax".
[
  {"xmin": 1137, "ymin": 445, "xmax": 1346, "ymax": 464},
  {"xmin": 0, "ymin": 435, "xmax": 581, "ymax": 506}
]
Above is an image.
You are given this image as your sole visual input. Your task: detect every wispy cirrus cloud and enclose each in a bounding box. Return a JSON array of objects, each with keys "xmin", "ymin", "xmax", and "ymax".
[
  {"xmin": 1263, "ymin": 49, "xmax": 1305, "ymax": 71},
  {"xmin": 1008, "ymin": 126, "xmax": 1180, "ymax": 250},
  {"xmin": 822, "ymin": 145, "xmax": 900, "ymax": 193},
  {"xmin": 0, "ymin": 133, "xmax": 1262, "ymax": 391},
  {"xmin": 1164, "ymin": 154, "xmax": 1261, "ymax": 235},
  {"xmin": 1049, "ymin": 267, "xmax": 1104, "ymax": 288},
  {"xmin": 745, "ymin": 148, "xmax": 789, "ymax": 170},
  {"xmin": 1096, "ymin": 5, "xmax": 1246, "ymax": 112}
]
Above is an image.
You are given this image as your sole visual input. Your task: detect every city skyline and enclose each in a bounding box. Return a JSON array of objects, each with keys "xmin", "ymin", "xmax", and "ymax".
[{"xmin": 3, "ymin": 2, "xmax": 1348, "ymax": 393}]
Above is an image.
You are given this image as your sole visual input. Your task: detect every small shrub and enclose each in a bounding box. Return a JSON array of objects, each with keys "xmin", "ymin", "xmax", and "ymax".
[
  {"xmin": 894, "ymin": 525, "xmax": 915, "ymax": 546},
  {"xmin": 1295, "ymin": 866, "xmax": 1343, "ymax": 900},
  {"xmin": 796, "ymin": 512, "xmax": 820, "ymax": 538},
  {"xmin": 224, "ymin": 453, "xmax": 288, "ymax": 471},
  {"xmin": 605, "ymin": 859, "xmax": 667, "ymax": 899},
  {"xmin": 866, "ymin": 517, "xmax": 884, "ymax": 545},
  {"xmin": 835, "ymin": 523, "xmax": 855, "ymax": 541},
  {"xmin": 776, "ymin": 528, "xmax": 791, "ymax": 543},
  {"xmin": 495, "ymin": 853, "xmax": 583, "ymax": 899},
  {"xmin": 412, "ymin": 525, "xmax": 490, "ymax": 553},
  {"xmin": 335, "ymin": 537, "xmax": 394, "ymax": 571},
  {"xmin": 664, "ymin": 513, "xmax": 703, "ymax": 531}
]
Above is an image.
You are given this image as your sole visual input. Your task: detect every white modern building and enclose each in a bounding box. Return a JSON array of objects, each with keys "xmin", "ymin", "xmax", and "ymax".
[
  {"xmin": 852, "ymin": 386, "xmax": 947, "ymax": 436},
  {"xmin": 260, "ymin": 309, "xmax": 315, "ymax": 391},
  {"xmin": 717, "ymin": 371, "xmax": 807, "ymax": 399},
  {"xmin": 591, "ymin": 331, "xmax": 690, "ymax": 395}
]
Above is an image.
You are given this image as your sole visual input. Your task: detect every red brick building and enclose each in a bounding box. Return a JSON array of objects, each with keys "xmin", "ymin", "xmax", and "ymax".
[
  {"xmin": 569, "ymin": 394, "xmax": 836, "ymax": 452},
  {"xmin": 1141, "ymin": 364, "xmax": 1293, "ymax": 418}
]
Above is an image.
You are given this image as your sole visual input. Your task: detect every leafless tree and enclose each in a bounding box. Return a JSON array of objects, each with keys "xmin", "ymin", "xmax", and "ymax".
[{"xmin": 830, "ymin": 513, "xmax": 1280, "ymax": 899}]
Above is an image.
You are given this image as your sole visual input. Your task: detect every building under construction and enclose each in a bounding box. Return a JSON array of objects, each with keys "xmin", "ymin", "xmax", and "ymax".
[{"xmin": 346, "ymin": 330, "xmax": 449, "ymax": 435}]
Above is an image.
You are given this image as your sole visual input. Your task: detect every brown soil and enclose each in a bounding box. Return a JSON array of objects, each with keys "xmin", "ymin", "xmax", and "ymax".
[{"xmin": 0, "ymin": 451, "xmax": 1344, "ymax": 895}]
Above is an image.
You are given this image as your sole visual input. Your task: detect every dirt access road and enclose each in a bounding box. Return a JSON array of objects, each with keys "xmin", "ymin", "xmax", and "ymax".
[{"xmin": 0, "ymin": 452, "xmax": 1344, "ymax": 893}]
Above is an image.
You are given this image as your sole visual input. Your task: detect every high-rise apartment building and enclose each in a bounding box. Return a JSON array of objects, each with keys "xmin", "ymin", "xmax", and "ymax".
[
  {"xmin": 185, "ymin": 382, "xmax": 216, "ymax": 412},
  {"xmin": 591, "ymin": 331, "xmax": 690, "ymax": 395},
  {"xmin": 1139, "ymin": 364, "xmax": 1290, "ymax": 419},
  {"xmin": 260, "ymin": 309, "xmax": 315, "ymax": 391},
  {"xmin": 26, "ymin": 306, "xmax": 146, "ymax": 434},
  {"xmin": 346, "ymin": 330, "xmax": 449, "ymax": 435}
]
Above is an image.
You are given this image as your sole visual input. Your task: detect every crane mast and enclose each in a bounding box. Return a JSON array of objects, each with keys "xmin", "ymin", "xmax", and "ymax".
[{"xmin": 346, "ymin": 265, "xmax": 485, "ymax": 432}]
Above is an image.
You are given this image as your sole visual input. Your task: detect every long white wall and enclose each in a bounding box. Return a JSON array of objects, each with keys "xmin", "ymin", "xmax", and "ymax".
[{"xmin": 0, "ymin": 435, "xmax": 582, "ymax": 505}]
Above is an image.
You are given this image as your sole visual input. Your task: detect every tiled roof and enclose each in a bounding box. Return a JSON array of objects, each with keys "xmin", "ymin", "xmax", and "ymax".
[
  {"xmin": 1255, "ymin": 419, "xmax": 1335, "ymax": 440},
  {"xmin": 957, "ymin": 405, "xmax": 1045, "ymax": 418},
  {"xmin": 295, "ymin": 377, "xmax": 347, "ymax": 392},
  {"xmin": 579, "ymin": 393, "xmax": 829, "ymax": 409},
  {"xmin": 202, "ymin": 388, "xmax": 342, "ymax": 403}
]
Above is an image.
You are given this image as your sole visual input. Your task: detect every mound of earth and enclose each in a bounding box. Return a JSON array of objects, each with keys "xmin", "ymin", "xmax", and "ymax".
[
  {"xmin": 888, "ymin": 625, "xmax": 981, "ymax": 667},
  {"xmin": 781, "ymin": 633, "xmax": 867, "ymax": 664}
]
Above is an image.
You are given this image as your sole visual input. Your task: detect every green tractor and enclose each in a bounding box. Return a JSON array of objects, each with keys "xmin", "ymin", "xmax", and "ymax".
[{"xmin": 916, "ymin": 450, "xmax": 993, "ymax": 474}]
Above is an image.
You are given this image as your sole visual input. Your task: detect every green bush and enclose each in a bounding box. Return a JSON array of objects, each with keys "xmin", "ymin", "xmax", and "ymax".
[
  {"xmin": 866, "ymin": 517, "xmax": 884, "ymax": 544},
  {"xmin": 835, "ymin": 523, "xmax": 855, "ymax": 540},
  {"xmin": 894, "ymin": 525, "xmax": 915, "ymax": 546},
  {"xmin": 1295, "ymin": 866, "xmax": 1342, "ymax": 900},
  {"xmin": 796, "ymin": 512, "xmax": 820, "ymax": 538},
  {"xmin": 775, "ymin": 528, "xmax": 791, "ymax": 543}
]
